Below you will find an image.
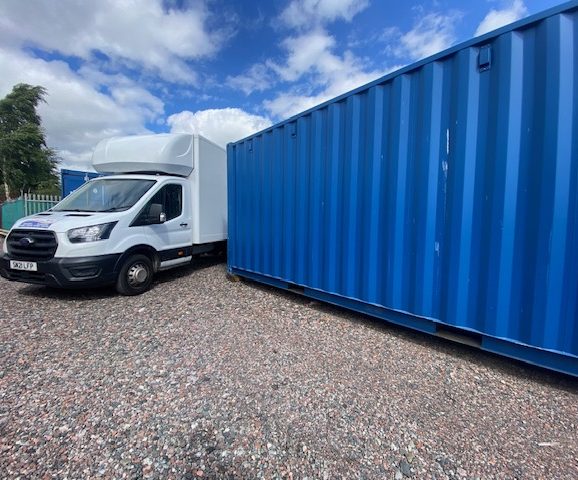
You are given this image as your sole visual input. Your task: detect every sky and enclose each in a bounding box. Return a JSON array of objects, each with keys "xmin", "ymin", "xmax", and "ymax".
[{"xmin": 0, "ymin": 0, "xmax": 567, "ymax": 171}]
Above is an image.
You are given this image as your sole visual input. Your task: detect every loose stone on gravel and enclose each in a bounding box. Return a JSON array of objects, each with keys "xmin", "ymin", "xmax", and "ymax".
[{"xmin": 399, "ymin": 459, "xmax": 412, "ymax": 477}]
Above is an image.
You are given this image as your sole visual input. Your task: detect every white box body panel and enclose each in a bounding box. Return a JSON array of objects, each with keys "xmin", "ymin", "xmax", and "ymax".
[{"xmin": 192, "ymin": 136, "xmax": 228, "ymax": 244}]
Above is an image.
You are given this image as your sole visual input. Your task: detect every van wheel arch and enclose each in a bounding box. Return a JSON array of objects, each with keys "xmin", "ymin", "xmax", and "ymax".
[{"xmin": 115, "ymin": 245, "xmax": 160, "ymax": 273}]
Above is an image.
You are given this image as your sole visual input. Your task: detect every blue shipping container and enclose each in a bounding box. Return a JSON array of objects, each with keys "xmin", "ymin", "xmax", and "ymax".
[
  {"xmin": 227, "ymin": 2, "xmax": 578, "ymax": 376},
  {"xmin": 61, "ymin": 169, "xmax": 102, "ymax": 197}
]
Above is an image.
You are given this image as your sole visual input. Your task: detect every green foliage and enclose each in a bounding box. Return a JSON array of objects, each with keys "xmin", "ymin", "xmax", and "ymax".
[{"xmin": 0, "ymin": 84, "xmax": 60, "ymax": 199}]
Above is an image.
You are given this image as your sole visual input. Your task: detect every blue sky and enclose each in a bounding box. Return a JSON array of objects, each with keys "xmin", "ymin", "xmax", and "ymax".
[{"xmin": 0, "ymin": 0, "xmax": 566, "ymax": 170}]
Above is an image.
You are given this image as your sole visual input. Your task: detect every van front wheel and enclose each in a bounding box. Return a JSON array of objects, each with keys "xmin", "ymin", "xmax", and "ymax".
[{"xmin": 116, "ymin": 254, "xmax": 154, "ymax": 295}]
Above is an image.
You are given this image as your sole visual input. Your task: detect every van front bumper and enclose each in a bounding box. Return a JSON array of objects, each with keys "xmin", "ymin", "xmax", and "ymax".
[{"xmin": 0, "ymin": 253, "xmax": 121, "ymax": 288}]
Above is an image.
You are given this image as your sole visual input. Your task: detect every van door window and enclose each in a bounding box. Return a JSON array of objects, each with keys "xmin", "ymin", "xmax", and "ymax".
[
  {"xmin": 163, "ymin": 184, "xmax": 182, "ymax": 220},
  {"xmin": 133, "ymin": 184, "xmax": 183, "ymax": 225}
]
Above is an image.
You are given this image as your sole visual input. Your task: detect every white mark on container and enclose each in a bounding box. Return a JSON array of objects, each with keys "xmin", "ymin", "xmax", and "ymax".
[
  {"xmin": 435, "ymin": 241, "xmax": 440, "ymax": 256},
  {"xmin": 446, "ymin": 128, "xmax": 450, "ymax": 155},
  {"xmin": 442, "ymin": 160, "xmax": 448, "ymax": 179}
]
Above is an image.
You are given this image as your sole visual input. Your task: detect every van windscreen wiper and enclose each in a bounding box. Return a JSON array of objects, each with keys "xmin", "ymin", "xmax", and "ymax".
[
  {"xmin": 58, "ymin": 208, "xmax": 97, "ymax": 212},
  {"xmin": 101, "ymin": 206, "xmax": 132, "ymax": 212}
]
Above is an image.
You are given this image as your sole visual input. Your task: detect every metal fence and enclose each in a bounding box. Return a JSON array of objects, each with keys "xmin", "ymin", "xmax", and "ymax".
[
  {"xmin": 0, "ymin": 193, "xmax": 61, "ymax": 230},
  {"xmin": 23, "ymin": 193, "xmax": 61, "ymax": 216}
]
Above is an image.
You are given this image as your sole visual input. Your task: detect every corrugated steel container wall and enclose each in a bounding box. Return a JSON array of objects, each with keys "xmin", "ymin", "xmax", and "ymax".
[
  {"xmin": 61, "ymin": 169, "xmax": 103, "ymax": 197},
  {"xmin": 227, "ymin": 2, "xmax": 578, "ymax": 376}
]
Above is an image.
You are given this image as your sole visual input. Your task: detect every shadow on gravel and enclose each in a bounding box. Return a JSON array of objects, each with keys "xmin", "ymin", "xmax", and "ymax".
[
  {"xmin": 14, "ymin": 254, "xmax": 227, "ymax": 301},
  {"xmin": 238, "ymin": 277, "xmax": 578, "ymax": 394}
]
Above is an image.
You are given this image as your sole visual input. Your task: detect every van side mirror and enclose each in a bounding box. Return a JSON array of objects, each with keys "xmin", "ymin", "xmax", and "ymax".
[{"xmin": 148, "ymin": 203, "xmax": 166, "ymax": 224}]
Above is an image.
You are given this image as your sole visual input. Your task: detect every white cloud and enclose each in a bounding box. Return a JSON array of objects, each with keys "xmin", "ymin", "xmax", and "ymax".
[
  {"xmin": 262, "ymin": 29, "xmax": 387, "ymax": 118},
  {"xmin": 392, "ymin": 11, "xmax": 462, "ymax": 61},
  {"xmin": 225, "ymin": 0, "xmax": 378, "ymax": 112},
  {"xmin": 227, "ymin": 63, "xmax": 275, "ymax": 95},
  {"xmin": 230, "ymin": 0, "xmax": 371, "ymax": 97},
  {"xmin": 254, "ymin": 7, "xmax": 461, "ymax": 118},
  {"xmin": 263, "ymin": 62, "xmax": 399, "ymax": 119},
  {"xmin": 269, "ymin": 30, "xmax": 338, "ymax": 82},
  {"xmin": 475, "ymin": 0, "xmax": 527, "ymax": 37},
  {"xmin": 79, "ymin": 66, "xmax": 164, "ymax": 121},
  {"xmin": 0, "ymin": 0, "xmax": 228, "ymax": 84},
  {"xmin": 0, "ymin": 48, "xmax": 164, "ymax": 170},
  {"xmin": 280, "ymin": 0, "xmax": 369, "ymax": 29},
  {"xmin": 227, "ymin": 28, "xmax": 385, "ymax": 103},
  {"xmin": 263, "ymin": 93, "xmax": 326, "ymax": 120},
  {"xmin": 167, "ymin": 108, "xmax": 271, "ymax": 147}
]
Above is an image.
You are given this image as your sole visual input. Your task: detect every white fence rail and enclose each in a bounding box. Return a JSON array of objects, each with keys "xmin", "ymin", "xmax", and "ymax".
[{"xmin": 24, "ymin": 193, "xmax": 61, "ymax": 216}]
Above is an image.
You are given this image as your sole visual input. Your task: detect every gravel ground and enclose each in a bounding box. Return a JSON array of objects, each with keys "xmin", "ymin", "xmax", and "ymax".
[{"xmin": 0, "ymin": 256, "xmax": 577, "ymax": 479}]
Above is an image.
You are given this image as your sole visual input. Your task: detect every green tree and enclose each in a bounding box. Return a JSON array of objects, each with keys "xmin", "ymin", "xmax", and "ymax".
[{"xmin": 0, "ymin": 84, "xmax": 60, "ymax": 199}]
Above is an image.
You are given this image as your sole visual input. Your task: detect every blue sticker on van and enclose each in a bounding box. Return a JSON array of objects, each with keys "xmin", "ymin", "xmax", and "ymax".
[{"xmin": 19, "ymin": 219, "xmax": 53, "ymax": 229}]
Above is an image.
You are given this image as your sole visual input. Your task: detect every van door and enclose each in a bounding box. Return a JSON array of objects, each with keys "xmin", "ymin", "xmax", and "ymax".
[{"xmin": 133, "ymin": 181, "xmax": 193, "ymax": 267}]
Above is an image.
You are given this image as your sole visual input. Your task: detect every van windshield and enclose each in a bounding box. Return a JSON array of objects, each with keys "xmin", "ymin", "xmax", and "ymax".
[{"xmin": 52, "ymin": 178, "xmax": 157, "ymax": 212}]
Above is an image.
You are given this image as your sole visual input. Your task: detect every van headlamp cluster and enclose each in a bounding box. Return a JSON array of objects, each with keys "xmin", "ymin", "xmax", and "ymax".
[{"xmin": 67, "ymin": 222, "xmax": 117, "ymax": 243}]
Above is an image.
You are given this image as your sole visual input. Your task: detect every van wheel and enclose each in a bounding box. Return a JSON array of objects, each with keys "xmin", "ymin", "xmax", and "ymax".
[{"xmin": 116, "ymin": 254, "xmax": 153, "ymax": 295}]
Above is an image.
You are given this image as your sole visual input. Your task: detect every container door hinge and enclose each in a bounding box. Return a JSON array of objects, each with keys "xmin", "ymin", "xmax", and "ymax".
[{"xmin": 478, "ymin": 45, "xmax": 492, "ymax": 72}]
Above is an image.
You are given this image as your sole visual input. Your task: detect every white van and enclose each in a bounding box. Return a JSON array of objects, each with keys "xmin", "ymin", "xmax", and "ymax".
[{"xmin": 0, "ymin": 133, "xmax": 227, "ymax": 295}]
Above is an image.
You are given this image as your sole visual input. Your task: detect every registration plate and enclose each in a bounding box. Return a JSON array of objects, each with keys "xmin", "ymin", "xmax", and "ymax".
[{"xmin": 10, "ymin": 260, "xmax": 38, "ymax": 272}]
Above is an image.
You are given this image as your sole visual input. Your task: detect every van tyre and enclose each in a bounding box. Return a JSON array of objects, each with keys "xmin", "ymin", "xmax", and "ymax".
[{"xmin": 116, "ymin": 254, "xmax": 154, "ymax": 295}]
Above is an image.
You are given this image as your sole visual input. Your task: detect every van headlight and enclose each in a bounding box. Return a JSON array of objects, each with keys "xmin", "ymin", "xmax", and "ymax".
[{"xmin": 67, "ymin": 222, "xmax": 117, "ymax": 243}]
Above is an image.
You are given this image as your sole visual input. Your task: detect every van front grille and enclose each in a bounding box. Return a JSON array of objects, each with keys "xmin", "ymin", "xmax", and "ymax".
[{"xmin": 7, "ymin": 229, "xmax": 58, "ymax": 260}]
